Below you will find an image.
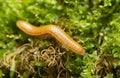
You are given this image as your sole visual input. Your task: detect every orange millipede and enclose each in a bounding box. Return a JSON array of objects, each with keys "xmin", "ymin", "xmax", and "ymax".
[{"xmin": 16, "ymin": 20, "xmax": 85, "ymax": 55}]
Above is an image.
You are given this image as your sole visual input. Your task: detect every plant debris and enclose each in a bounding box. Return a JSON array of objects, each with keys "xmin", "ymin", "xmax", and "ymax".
[{"xmin": 0, "ymin": 39, "xmax": 71, "ymax": 78}]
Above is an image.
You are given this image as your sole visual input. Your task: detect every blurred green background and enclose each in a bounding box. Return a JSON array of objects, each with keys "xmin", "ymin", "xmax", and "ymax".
[{"xmin": 0, "ymin": 0, "xmax": 120, "ymax": 78}]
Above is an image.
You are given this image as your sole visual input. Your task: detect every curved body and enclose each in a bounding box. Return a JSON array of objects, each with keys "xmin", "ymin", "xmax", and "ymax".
[{"xmin": 16, "ymin": 21, "xmax": 85, "ymax": 55}]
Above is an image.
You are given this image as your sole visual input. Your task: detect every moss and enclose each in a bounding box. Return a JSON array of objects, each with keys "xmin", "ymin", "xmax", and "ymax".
[{"xmin": 0, "ymin": 0, "xmax": 120, "ymax": 77}]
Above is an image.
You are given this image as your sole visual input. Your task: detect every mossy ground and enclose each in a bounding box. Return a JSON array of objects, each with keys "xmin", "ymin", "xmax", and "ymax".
[{"xmin": 0, "ymin": 0, "xmax": 120, "ymax": 78}]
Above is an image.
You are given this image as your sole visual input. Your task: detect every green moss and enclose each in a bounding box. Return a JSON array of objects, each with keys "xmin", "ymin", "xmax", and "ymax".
[{"xmin": 0, "ymin": 0, "xmax": 120, "ymax": 77}]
